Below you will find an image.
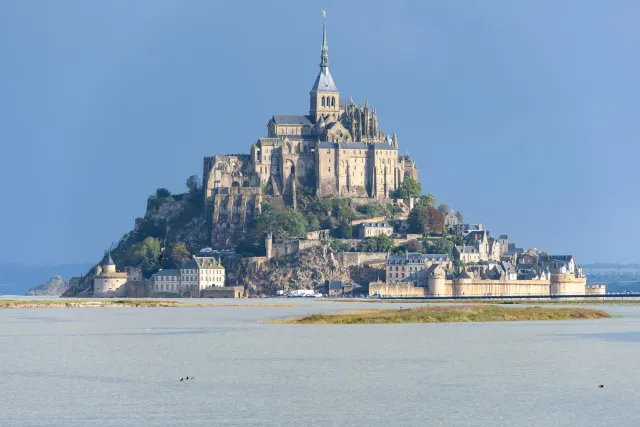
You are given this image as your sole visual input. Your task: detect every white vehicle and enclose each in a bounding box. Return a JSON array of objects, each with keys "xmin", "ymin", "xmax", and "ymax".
[{"xmin": 286, "ymin": 289, "xmax": 315, "ymax": 298}]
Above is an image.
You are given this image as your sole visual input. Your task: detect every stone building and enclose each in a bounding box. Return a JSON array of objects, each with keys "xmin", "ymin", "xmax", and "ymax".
[
  {"xmin": 93, "ymin": 252, "xmax": 129, "ymax": 297},
  {"xmin": 202, "ymin": 14, "xmax": 419, "ymax": 247},
  {"xmin": 386, "ymin": 253, "xmax": 452, "ymax": 287},
  {"xmin": 359, "ymin": 222, "xmax": 394, "ymax": 239},
  {"xmin": 151, "ymin": 255, "xmax": 225, "ymax": 297}
]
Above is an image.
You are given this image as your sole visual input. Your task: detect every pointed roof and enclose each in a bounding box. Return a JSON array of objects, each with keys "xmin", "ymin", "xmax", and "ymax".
[
  {"xmin": 310, "ymin": 12, "xmax": 338, "ymax": 93},
  {"xmin": 103, "ymin": 251, "xmax": 115, "ymax": 266}
]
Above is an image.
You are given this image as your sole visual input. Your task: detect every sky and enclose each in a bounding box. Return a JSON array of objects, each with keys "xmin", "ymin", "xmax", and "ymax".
[{"xmin": 1, "ymin": 0, "xmax": 638, "ymax": 266}]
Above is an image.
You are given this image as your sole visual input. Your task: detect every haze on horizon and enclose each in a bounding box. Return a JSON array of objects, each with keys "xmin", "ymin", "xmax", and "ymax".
[{"xmin": 1, "ymin": 1, "xmax": 638, "ymax": 266}]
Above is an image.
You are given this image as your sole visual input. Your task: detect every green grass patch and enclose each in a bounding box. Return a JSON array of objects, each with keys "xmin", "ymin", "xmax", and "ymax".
[{"xmin": 275, "ymin": 305, "xmax": 611, "ymax": 324}]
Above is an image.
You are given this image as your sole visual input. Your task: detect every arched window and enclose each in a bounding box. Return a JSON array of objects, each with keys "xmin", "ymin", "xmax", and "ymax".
[
  {"xmin": 322, "ymin": 96, "xmax": 325, "ymax": 107},
  {"xmin": 331, "ymin": 96, "xmax": 335, "ymax": 107}
]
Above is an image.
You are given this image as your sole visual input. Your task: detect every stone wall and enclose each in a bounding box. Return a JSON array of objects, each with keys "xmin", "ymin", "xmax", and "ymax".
[
  {"xmin": 550, "ymin": 274, "xmax": 587, "ymax": 296},
  {"xmin": 369, "ymin": 282, "xmax": 427, "ymax": 297},
  {"xmin": 452, "ymin": 279, "xmax": 550, "ymax": 297},
  {"xmin": 201, "ymin": 286, "xmax": 244, "ymax": 298},
  {"xmin": 335, "ymin": 252, "xmax": 388, "ymax": 268}
]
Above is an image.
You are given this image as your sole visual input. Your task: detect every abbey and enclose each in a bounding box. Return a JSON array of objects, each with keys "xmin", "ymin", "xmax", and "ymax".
[{"xmin": 203, "ymin": 16, "xmax": 418, "ymax": 246}]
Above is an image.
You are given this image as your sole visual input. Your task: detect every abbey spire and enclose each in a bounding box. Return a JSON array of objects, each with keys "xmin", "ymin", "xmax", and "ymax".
[{"xmin": 310, "ymin": 10, "xmax": 340, "ymax": 121}]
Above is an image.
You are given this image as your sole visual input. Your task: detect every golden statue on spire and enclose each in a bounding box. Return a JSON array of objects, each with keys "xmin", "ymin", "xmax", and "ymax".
[{"xmin": 322, "ymin": 10, "xmax": 326, "ymax": 18}]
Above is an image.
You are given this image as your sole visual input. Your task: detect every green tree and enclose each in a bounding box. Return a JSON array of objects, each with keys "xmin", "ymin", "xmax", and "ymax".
[
  {"xmin": 251, "ymin": 205, "xmax": 307, "ymax": 243},
  {"xmin": 417, "ymin": 193, "xmax": 436, "ymax": 208},
  {"xmin": 156, "ymin": 188, "xmax": 171, "ymax": 198},
  {"xmin": 186, "ymin": 175, "xmax": 200, "ymax": 193},
  {"xmin": 394, "ymin": 177, "xmax": 422, "ymax": 199},
  {"xmin": 330, "ymin": 240, "xmax": 352, "ymax": 252},
  {"xmin": 437, "ymin": 203, "xmax": 450, "ymax": 216},
  {"xmin": 170, "ymin": 242, "xmax": 191, "ymax": 267},
  {"xmin": 358, "ymin": 234, "xmax": 395, "ymax": 253},
  {"xmin": 134, "ymin": 237, "xmax": 161, "ymax": 275},
  {"xmin": 424, "ymin": 238, "xmax": 454, "ymax": 256},
  {"xmin": 408, "ymin": 205, "xmax": 445, "ymax": 235},
  {"xmin": 455, "ymin": 210, "xmax": 464, "ymax": 223},
  {"xmin": 337, "ymin": 220, "xmax": 353, "ymax": 239},
  {"xmin": 406, "ymin": 239, "xmax": 422, "ymax": 253},
  {"xmin": 306, "ymin": 213, "xmax": 320, "ymax": 232}
]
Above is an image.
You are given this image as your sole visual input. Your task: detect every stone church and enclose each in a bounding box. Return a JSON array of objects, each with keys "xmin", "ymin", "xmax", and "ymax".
[{"xmin": 203, "ymin": 15, "xmax": 419, "ymax": 246}]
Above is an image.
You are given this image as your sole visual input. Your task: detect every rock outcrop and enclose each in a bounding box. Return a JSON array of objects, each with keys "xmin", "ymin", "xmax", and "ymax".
[
  {"xmin": 236, "ymin": 246, "xmax": 384, "ymax": 295},
  {"xmin": 25, "ymin": 275, "xmax": 70, "ymax": 296}
]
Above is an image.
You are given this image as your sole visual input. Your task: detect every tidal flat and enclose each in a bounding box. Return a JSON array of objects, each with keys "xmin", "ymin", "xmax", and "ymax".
[{"xmin": 1, "ymin": 298, "xmax": 639, "ymax": 427}]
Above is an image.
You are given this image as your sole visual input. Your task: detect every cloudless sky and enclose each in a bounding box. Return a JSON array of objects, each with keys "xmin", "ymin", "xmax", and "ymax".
[{"xmin": 1, "ymin": 0, "xmax": 638, "ymax": 266}]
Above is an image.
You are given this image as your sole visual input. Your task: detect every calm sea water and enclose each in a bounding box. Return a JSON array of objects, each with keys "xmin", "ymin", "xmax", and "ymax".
[{"xmin": 1, "ymin": 298, "xmax": 639, "ymax": 427}]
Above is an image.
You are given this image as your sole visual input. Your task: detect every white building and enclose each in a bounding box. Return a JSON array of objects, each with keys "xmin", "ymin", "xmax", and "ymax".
[
  {"xmin": 94, "ymin": 252, "xmax": 128, "ymax": 297},
  {"xmin": 151, "ymin": 255, "xmax": 225, "ymax": 297},
  {"xmin": 359, "ymin": 222, "xmax": 394, "ymax": 239},
  {"xmin": 194, "ymin": 256, "xmax": 225, "ymax": 288}
]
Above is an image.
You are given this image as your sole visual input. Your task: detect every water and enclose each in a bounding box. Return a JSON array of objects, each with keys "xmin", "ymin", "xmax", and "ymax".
[{"xmin": 1, "ymin": 298, "xmax": 639, "ymax": 426}]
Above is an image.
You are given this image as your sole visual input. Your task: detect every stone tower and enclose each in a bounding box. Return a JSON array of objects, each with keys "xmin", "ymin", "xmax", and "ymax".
[
  {"xmin": 427, "ymin": 264, "xmax": 446, "ymax": 297},
  {"xmin": 265, "ymin": 233, "xmax": 273, "ymax": 260},
  {"xmin": 103, "ymin": 251, "xmax": 116, "ymax": 274},
  {"xmin": 309, "ymin": 12, "xmax": 340, "ymax": 122}
]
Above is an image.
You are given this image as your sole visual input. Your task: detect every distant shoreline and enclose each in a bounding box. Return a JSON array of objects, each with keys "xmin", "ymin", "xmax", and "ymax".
[{"xmin": 274, "ymin": 305, "xmax": 611, "ymax": 324}]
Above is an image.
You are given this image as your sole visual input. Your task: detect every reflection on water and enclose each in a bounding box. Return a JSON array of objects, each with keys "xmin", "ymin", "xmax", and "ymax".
[{"xmin": 1, "ymin": 299, "xmax": 639, "ymax": 427}]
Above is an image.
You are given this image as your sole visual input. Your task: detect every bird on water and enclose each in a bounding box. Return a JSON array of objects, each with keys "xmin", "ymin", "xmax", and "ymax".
[
  {"xmin": 599, "ymin": 384, "xmax": 605, "ymax": 388},
  {"xmin": 180, "ymin": 378, "xmax": 183, "ymax": 382}
]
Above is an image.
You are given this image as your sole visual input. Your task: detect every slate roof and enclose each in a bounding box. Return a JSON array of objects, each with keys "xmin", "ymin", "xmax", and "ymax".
[
  {"xmin": 456, "ymin": 246, "xmax": 478, "ymax": 254},
  {"xmin": 310, "ymin": 68, "xmax": 338, "ymax": 92},
  {"xmin": 272, "ymin": 115, "xmax": 313, "ymax": 126},
  {"xmin": 317, "ymin": 141, "xmax": 396, "ymax": 150},
  {"xmin": 361, "ymin": 222, "xmax": 392, "ymax": 228},
  {"xmin": 181, "ymin": 259, "xmax": 198, "ymax": 270},
  {"xmin": 388, "ymin": 253, "xmax": 450, "ymax": 265},
  {"xmin": 103, "ymin": 252, "xmax": 115, "ymax": 266},
  {"xmin": 153, "ymin": 269, "xmax": 180, "ymax": 277}
]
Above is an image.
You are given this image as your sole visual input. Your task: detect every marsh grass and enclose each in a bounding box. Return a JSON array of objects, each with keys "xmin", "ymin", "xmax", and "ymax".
[{"xmin": 274, "ymin": 305, "xmax": 611, "ymax": 324}]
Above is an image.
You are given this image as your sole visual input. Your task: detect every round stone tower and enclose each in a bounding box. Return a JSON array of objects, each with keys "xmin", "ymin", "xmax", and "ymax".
[
  {"xmin": 427, "ymin": 264, "xmax": 446, "ymax": 297},
  {"xmin": 103, "ymin": 251, "xmax": 116, "ymax": 274},
  {"xmin": 265, "ymin": 233, "xmax": 273, "ymax": 260}
]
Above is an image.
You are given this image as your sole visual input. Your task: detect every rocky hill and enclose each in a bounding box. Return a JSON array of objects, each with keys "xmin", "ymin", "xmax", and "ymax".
[
  {"xmin": 25, "ymin": 275, "xmax": 70, "ymax": 296},
  {"xmin": 233, "ymin": 246, "xmax": 385, "ymax": 295}
]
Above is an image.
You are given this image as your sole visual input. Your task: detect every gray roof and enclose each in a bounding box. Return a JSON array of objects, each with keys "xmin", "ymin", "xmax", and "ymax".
[
  {"xmin": 456, "ymin": 246, "xmax": 478, "ymax": 254},
  {"xmin": 551, "ymin": 255, "xmax": 574, "ymax": 262},
  {"xmin": 317, "ymin": 141, "xmax": 397, "ymax": 151},
  {"xmin": 181, "ymin": 260, "xmax": 198, "ymax": 269},
  {"xmin": 103, "ymin": 252, "xmax": 115, "ymax": 266},
  {"xmin": 310, "ymin": 68, "xmax": 338, "ymax": 92},
  {"xmin": 272, "ymin": 115, "xmax": 313, "ymax": 126},
  {"xmin": 388, "ymin": 253, "xmax": 450, "ymax": 265},
  {"xmin": 361, "ymin": 222, "xmax": 392, "ymax": 228},
  {"xmin": 153, "ymin": 269, "xmax": 180, "ymax": 277},
  {"xmin": 372, "ymin": 142, "xmax": 396, "ymax": 150}
]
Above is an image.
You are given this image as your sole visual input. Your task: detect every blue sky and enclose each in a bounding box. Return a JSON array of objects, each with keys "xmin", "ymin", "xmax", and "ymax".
[{"xmin": 1, "ymin": 1, "xmax": 638, "ymax": 265}]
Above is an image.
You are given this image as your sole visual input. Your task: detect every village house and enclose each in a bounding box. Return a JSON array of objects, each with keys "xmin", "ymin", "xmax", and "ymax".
[
  {"xmin": 386, "ymin": 252, "xmax": 452, "ymax": 286},
  {"xmin": 151, "ymin": 255, "xmax": 225, "ymax": 297},
  {"xmin": 359, "ymin": 221, "xmax": 394, "ymax": 239}
]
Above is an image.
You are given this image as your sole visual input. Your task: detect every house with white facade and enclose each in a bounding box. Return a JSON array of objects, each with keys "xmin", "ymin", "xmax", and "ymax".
[{"xmin": 151, "ymin": 255, "xmax": 225, "ymax": 297}]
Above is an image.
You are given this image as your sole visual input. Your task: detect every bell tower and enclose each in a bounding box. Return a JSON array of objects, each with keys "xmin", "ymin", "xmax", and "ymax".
[{"xmin": 310, "ymin": 11, "xmax": 340, "ymax": 122}]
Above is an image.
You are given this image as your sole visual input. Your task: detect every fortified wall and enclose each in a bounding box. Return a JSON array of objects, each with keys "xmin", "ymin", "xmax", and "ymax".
[
  {"xmin": 335, "ymin": 251, "xmax": 388, "ymax": 268},
  {"xmin": 370, "ymin": 272, "xmax": 591, "ymax": 298}
]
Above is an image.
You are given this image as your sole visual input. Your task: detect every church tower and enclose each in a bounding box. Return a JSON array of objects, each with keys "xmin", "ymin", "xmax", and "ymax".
[{"xmin": 310, "ymin": 11, "xmax": 340, "ymax": 122}]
